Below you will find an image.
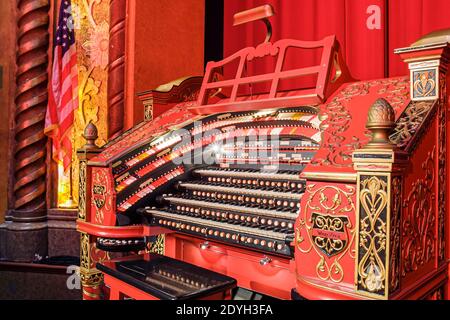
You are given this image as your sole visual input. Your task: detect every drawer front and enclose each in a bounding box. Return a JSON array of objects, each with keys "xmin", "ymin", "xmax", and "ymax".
[
  {"xmin": 170, "ymin": 235, "xmax": 295, "ymax": 299},
  {"xmin": 178, "ymin": 237, "xmax": 229, "ymax": 274}
]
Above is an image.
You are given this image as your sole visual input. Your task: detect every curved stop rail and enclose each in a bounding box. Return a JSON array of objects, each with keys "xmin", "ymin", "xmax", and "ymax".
[{"xmin": 191, "ymin": 7, "xmax": 352, "ymax": 115}]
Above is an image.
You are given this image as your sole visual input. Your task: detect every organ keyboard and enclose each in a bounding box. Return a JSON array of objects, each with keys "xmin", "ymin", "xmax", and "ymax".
[{"xmin": 77, "ymin": 13, "xmax": 450, "ymax": 300}]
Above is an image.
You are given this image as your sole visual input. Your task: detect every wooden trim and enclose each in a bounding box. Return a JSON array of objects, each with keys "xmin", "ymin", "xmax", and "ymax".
[{"xmin": 0, "ymin": 262, "xmax": 70, "ymax": 274}]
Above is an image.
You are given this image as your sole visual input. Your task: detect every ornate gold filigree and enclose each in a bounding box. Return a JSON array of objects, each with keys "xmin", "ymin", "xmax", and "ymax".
[
  {"xmin": 80, "ymin": 232, "xmax": 109, "ymax": 275},
  {"xmin": 402, "ymin": 147, "xmax": 436, "ymax": 276},
  {"xmin": 71, "ymin": 0, "xmax": 110, "ymax": 205},
  {"xmin": 311, "ymin": 214, "xmax": 349, "ymax": 257},
  {"xmin": 389, "ymin": 101, "xmax": 436, "ymax": 152},
  {"xmin": 389, "ymin": 176, "xmax": 402, "ymax": 293},
  {"xmin": 311, "ymin": 78, "xmax": 409, "ymax": 168},
  {"xmin": 357, "ymin": 175, "xmax": 388, "ymax": 296},
  {"xmin": 148, "ymin": 235, "xmax": 165, "ymax": 255},
  {"xmin": 93, "ymin": 185, "xmax": 106, "ymax": 195},
  {"xmin": 80, "ymin": 232, "xmax": 90, "ymax": 270},
  {"xmin": 80, "ymin": 271, "xmax": 103, "ymax": 287},
  {"xmin": 413, "ymin": 69, "xmax": 437, "ymax": 99},
  {"xmin": 78, "ymin": 161, "xmax": 87, "ymax": 220},
  {"xmin": 91, "ymin": 169, "xmax": 113, "ymax": 224},
  {"xmin": 296, "ymin": 184, "xmax": 356, "ymax": 283}
]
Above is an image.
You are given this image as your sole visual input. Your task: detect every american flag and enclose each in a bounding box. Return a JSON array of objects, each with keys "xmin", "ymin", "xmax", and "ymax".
[{"xmin": 45, "ymin": 0, "xmax": 78, "ymax": 171}]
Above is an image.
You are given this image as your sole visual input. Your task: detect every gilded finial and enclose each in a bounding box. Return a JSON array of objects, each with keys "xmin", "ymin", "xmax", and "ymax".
[
  {"xmin": 365, "ymin": 98, "xmax": 396, "ymax": 149},
  {"xmin": 83, "ymin": 121, "xmax": 99, "ymax": 150}
]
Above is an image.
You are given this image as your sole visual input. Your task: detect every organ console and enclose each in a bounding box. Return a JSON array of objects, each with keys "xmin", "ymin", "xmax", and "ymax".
[{"xmin": 77, "ymin": 5, "xmax": 450, "ymax": 300}]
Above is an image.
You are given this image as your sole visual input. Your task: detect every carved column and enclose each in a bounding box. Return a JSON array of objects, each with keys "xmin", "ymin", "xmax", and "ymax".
[
  {"xmin": 107, "ymin": 0, "xmax": 126, "ymax": 139},
  {"xmin": 2, "ymin": 0, "xmax": 50, "ymax": 261},
  {"xmin": 352, "ymin": 99, "xmax": 408, "ymax": 299},
  {"xmin": 78, "ymin": 123, "xmax": 103, "ymax": 300}
]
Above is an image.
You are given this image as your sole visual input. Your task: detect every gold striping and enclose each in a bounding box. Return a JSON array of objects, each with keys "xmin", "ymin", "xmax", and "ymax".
[{"xmin": 301, "ymin": 171, "xmax": 357, "ymax": 183}]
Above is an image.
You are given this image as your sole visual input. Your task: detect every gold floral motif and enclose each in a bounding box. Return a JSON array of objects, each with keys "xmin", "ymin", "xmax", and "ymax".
[
  {"xmin": 78, "ymin": 161, "xmax": 87, "ymax": 220},
  {"xmin": 311, "ymin": 77, "xmax": 409, "ymax": 168},
  {"xmin": 357, "ymin": 175, "xmax": 388, "ymax": 296},
  {"xmin": 311, "ymin": 213, "xmax": 349, "ymax": 257},
  {"xmin": 80, "ymin": 232, "xmax": 90, "ymax": 270},
  {"xmin": 82, "ymin": 20, "xmax": 109, "ymax": 69},
  {"xmin": 71, "ymin": 0, "xmax": 110, "ymax": 205},
  {"xmin": 80, "ymin": 272, "xmax": 103, "ymax": 287},
  {"xmin": 389, "ymin": 101, "xmax": 436, "ymax": 152},
  {"xmin": 148, "ymin": 235, "xmax": 165, "ymax": 255},
  {"xmin": 413, "ymin": 69, "xmax": 437, "ymax": 99},
  {"xmin": 91, "ymin": 169, "xmax": 113, "ymax": 224},
  {"xmin": 297, "ymin": 184, "xmax": 356, "ymax": 283},
  {"xmin": 89, "ymin": 241, "xmax": 110, "ymax": 269},
  {"xmin": 389, "ymin": 176, "xmax": 402, "ymax": 293},
  {"xmin": 402, "ymin": 147, "xmax": 436, "ymax": 276},
  {"xmin": 93, "ymin": 185, "xmax": 106, "ymax": 195}
]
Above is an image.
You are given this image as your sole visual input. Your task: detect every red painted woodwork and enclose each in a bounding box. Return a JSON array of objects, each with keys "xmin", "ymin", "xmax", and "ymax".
[
  {"xmin": 164, "ymin": 234, "xmax": 295, "ymax": 300},
  {"xmin": 124, "ymin": 0, "xmax": 205, "ymax": 128},
  {"xmin": 233, "ymin": 4, "xmax": 274, "ymax": 26},
  {"xmin": 301, "ymin": 76, "xmax": 410, "ymax": 177},
  {"xmin": 78, "ymin": 7, "xmax": 450, "ymax": 299},
  {"xmin": 137, "ymin": 76, "xmax": 203, "ymax": 120},
  {"xmin": 194, "ymin": 35, "xmax": 352, "ymax": 115},
  {"xmin": 77, "ymin": 221, "xmax": 144, "ymax": 238},
  {"xmin": 104, "ymin": 274, "xmax": 232, "ymax": 300}
]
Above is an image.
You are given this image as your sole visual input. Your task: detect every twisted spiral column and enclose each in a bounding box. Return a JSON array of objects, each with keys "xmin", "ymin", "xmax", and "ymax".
[
  {"xmin": 108, "ymin": 0, "xmax": 126, "ymax": 139},
  {"xmin": 12, "ymin": 0, "xmax": 49, "ymax": 218}
]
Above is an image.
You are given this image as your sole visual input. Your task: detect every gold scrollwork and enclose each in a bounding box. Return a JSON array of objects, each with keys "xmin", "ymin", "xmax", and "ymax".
[
  {"xmin": 311, "ymin": 213, "xmax": 349, "ymax": 257},
  {"xmin": 93, "ymin": 185, "xmax": 106, "ymax": 195},
  {"xmin": 93, "ymin": 198, "xmax": 105, "ymax": 209},
  {"xmin": 389, "ymin": 176, "xmax": 402, "ymax": 293},
  {"xmin": 312, "ymin": 78, "xmax": 409, "ymax": 168},
  {"xmin": 402, "ymin": 147, "xmax": 436, "ymax": 276},
  {"xmin": 78, "ymin": 161, "xmax": 87, "ymax": 220},
  {"xmin": 390, "ymin": 101, "xmax": 436, "ymax": 152},
  {"xmin": 71, "ymin": 0, "xmax": 110, "ymax": 205},
  {"xmin": 91, "ymin": 169, "xmax": 113, "ymax": 224},
  {"xmin": 148, "ymin": 235, "xmax": 165, "ymax": 255},
  {"xmin": 357, "ymin": 175, "xmax": 388, "ymax": 296},
  {"xmin": 80, "ymin": 272, "xmax": 103, "ymax": 287},
  {"xmin": 80, "ymin": 232, "xmax": 90, "ymax": 270},
  {"xmin": 296, "ymin": 184, "xmax": 356, "ymax": 283},
  {"xmin": 413, "ymin": 69, "xmax": 437, "ymax": 98}
]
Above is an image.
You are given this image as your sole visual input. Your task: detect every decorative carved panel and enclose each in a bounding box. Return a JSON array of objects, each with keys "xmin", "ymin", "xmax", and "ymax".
[
  {"xmin": 402, "ymin": 147, "xmax": 436, "ymax": 276},
  {"xmin": 71, "ymin": 0, "xmax": 110, "ymax": 205},
  {"xmin": 356, "ymin": 175, "xmax": 389, "ymax": 297},
  {"xmin": 296, "ymin": 183, "xmax": 356, "ymax": 284}
]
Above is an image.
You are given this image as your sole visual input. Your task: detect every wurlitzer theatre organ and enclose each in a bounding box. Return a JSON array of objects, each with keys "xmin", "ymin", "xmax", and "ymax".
[{"xmin": 76, "ymin": 6, "xmax": 450, "ymax": 300}]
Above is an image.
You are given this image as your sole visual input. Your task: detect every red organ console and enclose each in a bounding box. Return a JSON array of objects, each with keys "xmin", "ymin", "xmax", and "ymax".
[{"xmin": 77, "ymin": 6, "xmax": 450, "ymax": 300}]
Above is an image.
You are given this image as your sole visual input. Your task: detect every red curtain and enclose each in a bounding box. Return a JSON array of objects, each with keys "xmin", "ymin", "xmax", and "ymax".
[{"xmin": 224, "ymin": 0, "xmax": 450, "ymax": 81}]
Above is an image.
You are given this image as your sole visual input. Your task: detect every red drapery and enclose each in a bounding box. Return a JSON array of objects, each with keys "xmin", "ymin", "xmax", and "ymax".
[{"xmin": 224, "ymin": 0, "xmax": 450, "ymax": 81}]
